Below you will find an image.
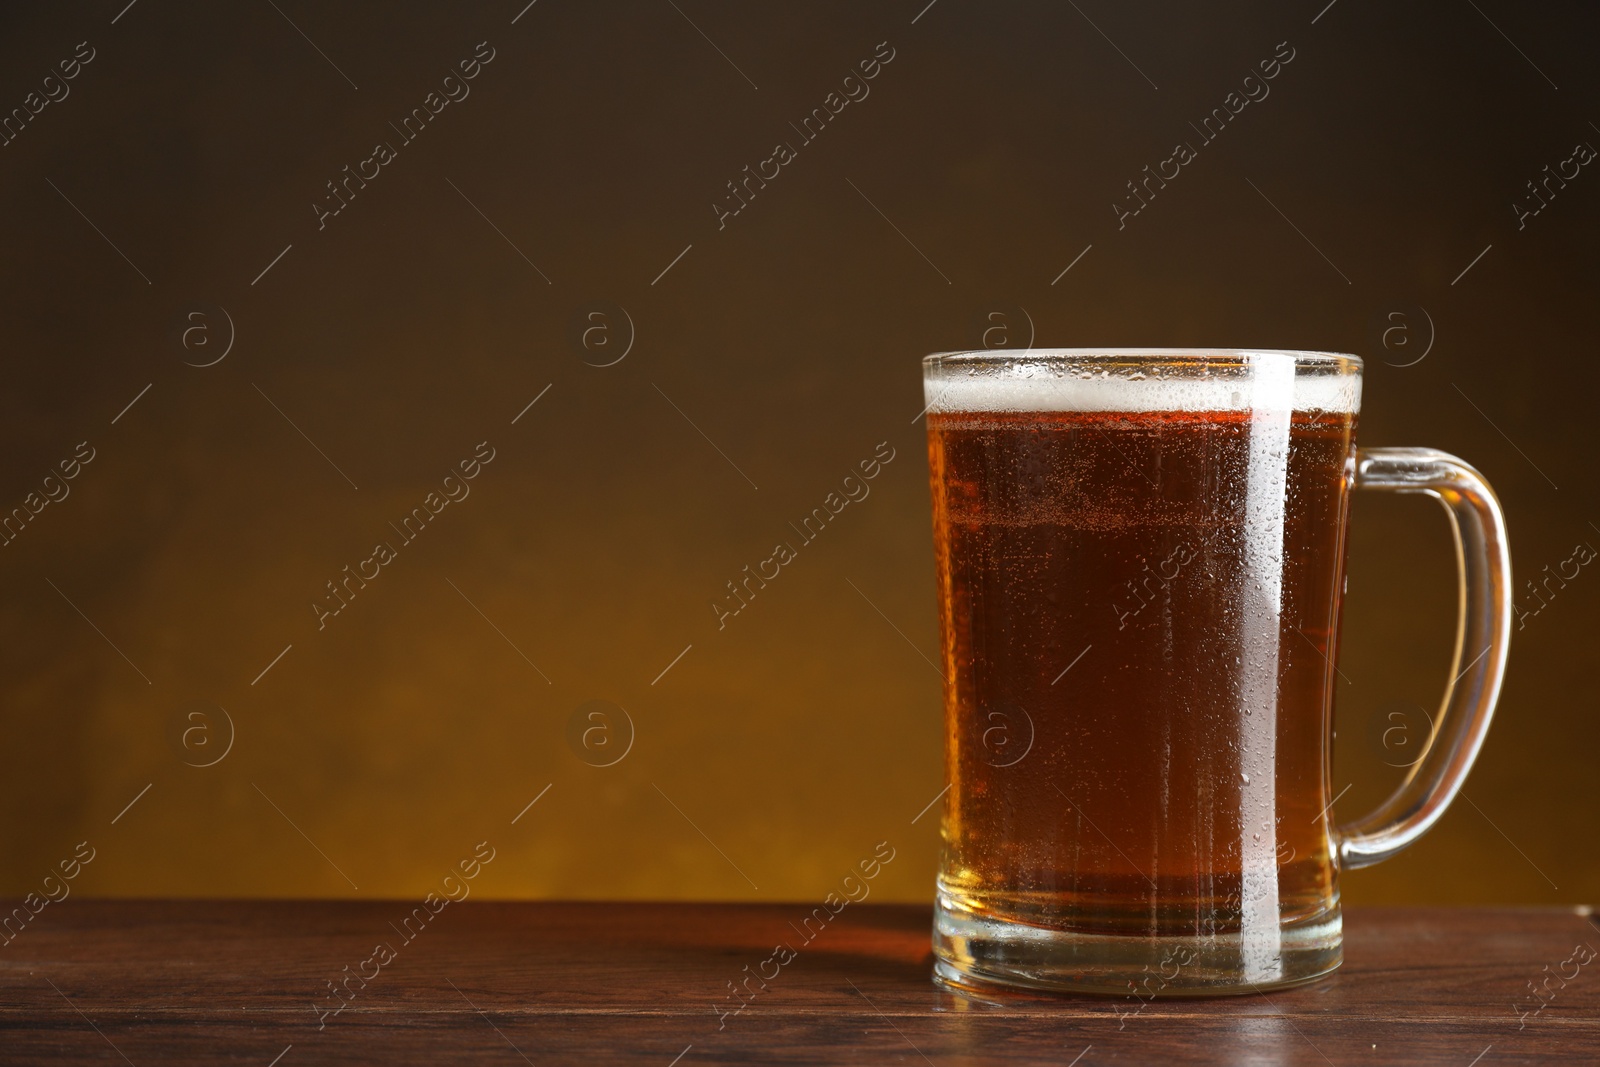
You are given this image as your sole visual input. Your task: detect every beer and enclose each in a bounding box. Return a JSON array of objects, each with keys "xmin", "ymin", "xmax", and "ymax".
[{"xmin": 926, "ymin": 357, "xmax": 1359, "ymax": 991}]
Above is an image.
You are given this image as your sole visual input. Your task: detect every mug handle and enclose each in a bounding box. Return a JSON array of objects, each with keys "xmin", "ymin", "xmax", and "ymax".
[{"xmin": 1335, "ymin": 447, "xmax": 1513, "ymax": 869}]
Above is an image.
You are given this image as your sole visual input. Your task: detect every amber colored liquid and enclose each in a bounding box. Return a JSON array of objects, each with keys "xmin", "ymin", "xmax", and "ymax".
[{"xmin": 928, "ymin": 407, "xmax": 1356, "ymax": 939}]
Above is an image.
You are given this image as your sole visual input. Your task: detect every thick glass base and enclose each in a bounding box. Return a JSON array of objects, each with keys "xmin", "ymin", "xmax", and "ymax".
[{"xmin": 933, "ymin": 898, "xmax": 1343, "ymax": 997}]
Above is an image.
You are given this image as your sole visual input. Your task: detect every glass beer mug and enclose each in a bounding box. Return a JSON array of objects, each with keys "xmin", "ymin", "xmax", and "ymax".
[{"xmin": 923, "ymin": 350, "xmax": 1511, "ymax": 994}]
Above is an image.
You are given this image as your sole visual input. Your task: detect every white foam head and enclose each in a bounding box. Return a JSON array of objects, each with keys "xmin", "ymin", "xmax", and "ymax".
[{"xmin": 923, "ymin": 349, "xmax": 1361, "ymax": 414}]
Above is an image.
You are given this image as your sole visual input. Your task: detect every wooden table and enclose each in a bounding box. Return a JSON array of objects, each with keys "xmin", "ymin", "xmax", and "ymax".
[{"xmin": 1, "ymin": 902, "xmax": 1595, "ymax": 1064}]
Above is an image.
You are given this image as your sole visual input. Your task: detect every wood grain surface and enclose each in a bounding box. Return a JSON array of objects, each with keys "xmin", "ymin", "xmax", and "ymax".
[{"xmin": 1, "ymin": 902, "xmax": 1596, "ymax": 1065}]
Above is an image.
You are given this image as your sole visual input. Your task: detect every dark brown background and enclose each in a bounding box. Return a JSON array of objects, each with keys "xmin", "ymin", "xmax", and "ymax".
[{"xmin": 0, "ymin": 0, "xmax": 1593, "ymax": 907}]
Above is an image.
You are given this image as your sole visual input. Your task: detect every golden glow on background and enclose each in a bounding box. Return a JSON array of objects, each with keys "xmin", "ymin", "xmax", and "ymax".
[{"xmin": 0, "ymin": 1, "xmax": 1594, "ymax": 905}]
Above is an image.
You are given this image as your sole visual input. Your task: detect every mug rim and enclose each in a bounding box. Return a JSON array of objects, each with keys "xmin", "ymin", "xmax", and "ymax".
[{"xmin": 923, "ymin": 348, "xmax": 1362, "ymax": 369}]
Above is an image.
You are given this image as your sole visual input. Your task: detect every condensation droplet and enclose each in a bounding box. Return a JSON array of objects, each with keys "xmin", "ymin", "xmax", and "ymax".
[{"xmin": 1240, "ymin": 772, "xmax": 1251, "ymax": 784}]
